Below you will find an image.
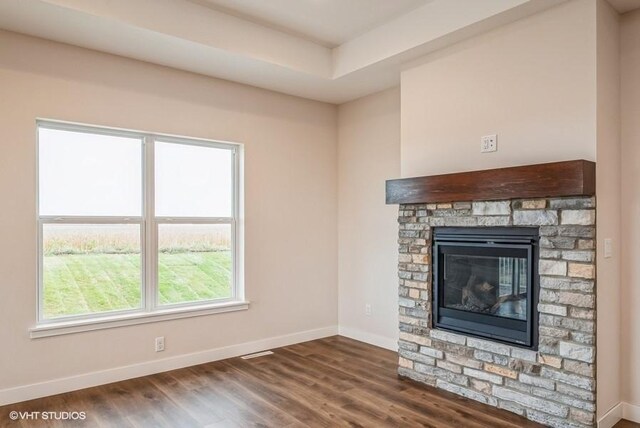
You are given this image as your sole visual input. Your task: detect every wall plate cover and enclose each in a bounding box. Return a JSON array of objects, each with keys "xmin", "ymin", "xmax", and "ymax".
[
  {"xmin": 481, "ymin": 135, "xmax": 497, "ymax": 153},
  {"xmin": 604, "ymin": 238, "xmax": 613, "ymax": 258}
]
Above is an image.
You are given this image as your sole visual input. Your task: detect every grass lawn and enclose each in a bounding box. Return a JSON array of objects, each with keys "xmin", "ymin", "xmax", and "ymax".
[{"xmin": 43, "ymin": 251, "xmax": 232, "ymax": 319}]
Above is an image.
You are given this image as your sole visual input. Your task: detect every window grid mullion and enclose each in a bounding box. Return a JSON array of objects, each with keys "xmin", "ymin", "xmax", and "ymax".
[
  {"xmin": 154, "ymin": 217, "xmax": 233, "ymax": 224},
  {"xmin": 39, "ymin": 216, "xmax": 143, "ymax": 224},
  {"xmin": 144, "ymin": 136, "xmax": 157, "ymax": 313}
]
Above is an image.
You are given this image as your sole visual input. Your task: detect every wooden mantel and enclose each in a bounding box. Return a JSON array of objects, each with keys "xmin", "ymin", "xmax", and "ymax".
[{"xmin": 385, "ymin": 160, "xmax": 595, "ymax": 204}]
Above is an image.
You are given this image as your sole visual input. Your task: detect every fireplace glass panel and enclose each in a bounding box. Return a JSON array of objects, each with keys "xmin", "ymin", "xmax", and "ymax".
[{"xmin": 443, "ymin": 254, "xmax": 528, "ymax": 321}]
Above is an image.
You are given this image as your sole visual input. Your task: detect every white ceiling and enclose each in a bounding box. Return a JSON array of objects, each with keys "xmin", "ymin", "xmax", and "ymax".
[
  {"xmin": 190, "ymin": 0, "xmax": 429, "ymax": 47},
  {"xmin": 607, "ymin": 0, "xmax": 640, "ymax": 13},
  {"xmin": 0, "ymin": 0, "xmax": 566, "ymax": 104}
]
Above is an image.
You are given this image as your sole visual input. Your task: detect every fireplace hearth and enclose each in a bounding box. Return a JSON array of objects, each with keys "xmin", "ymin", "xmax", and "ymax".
[{"xmin": 433, "ymin": 227, "xmax": 539, "ymax": 348}]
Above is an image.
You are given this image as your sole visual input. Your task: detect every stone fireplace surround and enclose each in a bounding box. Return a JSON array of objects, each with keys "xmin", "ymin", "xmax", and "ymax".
[{"xmin": 396, "ymin": 197, "xmax": 597, "ymax": 428}]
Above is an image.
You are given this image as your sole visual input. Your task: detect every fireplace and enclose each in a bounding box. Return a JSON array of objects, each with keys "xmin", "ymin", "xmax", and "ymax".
[
  {"xmin": 433, "ymin": 227, "xmax": 539, "ymax": 349},
  {"xmin": 387, "ymin": 161, "xmax": 597, "ymax": 427}
]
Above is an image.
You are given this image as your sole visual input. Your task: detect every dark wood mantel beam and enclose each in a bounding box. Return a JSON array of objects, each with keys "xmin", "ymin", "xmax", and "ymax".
[{"xmin": 385, "ymin": 160, "xmax": 595, "ymax": 205}]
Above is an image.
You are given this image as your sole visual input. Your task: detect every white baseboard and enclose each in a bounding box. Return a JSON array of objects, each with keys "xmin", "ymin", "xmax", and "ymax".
[
  {"xmin": 623, "ymin": 402, "xmax": 640, "ymax": 423},
  {"xmin": 0, "ymin": 325, "xmax": 338, "ymax": 406},
  {"xmin": 598, "ymin": 402, "xmax": 640, "ymax": 428},
  {"xmin": 338, "ymin": 326, "xmax": 397, "ymax": 351},
  {"xmin": 599, "ymin": 402, "xmax": 624, "ymax": 428}
]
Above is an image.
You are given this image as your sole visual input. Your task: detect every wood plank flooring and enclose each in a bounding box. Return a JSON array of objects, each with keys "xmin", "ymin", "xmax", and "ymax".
[
  {"xmin": 0, "ymin": 336, "xmax": 559, "ymax": 427},
  {"xmin": 615, "ymin": 420, "xmax": 640, "ymax": 428}
]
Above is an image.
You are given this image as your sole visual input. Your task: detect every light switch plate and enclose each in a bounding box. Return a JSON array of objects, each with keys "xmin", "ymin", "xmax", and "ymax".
[{"xmin": 604, "ymin": 238, "xmax": 613, "ymax": 258}]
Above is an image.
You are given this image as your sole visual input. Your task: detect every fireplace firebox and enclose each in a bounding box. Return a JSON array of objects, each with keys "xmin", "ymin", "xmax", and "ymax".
[{"xmin": 433, "ymin": 227, "xmax": 539, "ymax": 349}]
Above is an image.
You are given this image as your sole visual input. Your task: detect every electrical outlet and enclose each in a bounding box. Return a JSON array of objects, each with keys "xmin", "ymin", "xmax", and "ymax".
[
  {"xmin": 604, "ymin": 238, "xmax": 613, "ymax": 258},
  {"xmin": 155, "ymin": 336, "xmax": 165, "ymax": 352},
  {"xmin": 365, "ymin": 304, "xmax": 372, "ymax": 316},
  {"xmin": 481, "ymin": 135, "xmax": 497, "ymax": 153}
]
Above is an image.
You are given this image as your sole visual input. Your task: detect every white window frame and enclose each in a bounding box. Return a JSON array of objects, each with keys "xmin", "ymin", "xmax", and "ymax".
[{"xmin": 32, "ymin": 120, "xmax": 247, "ymax": 338}]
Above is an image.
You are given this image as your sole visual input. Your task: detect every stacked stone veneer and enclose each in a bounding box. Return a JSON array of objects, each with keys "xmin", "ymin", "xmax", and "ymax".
[{"xmin": 397, "ymin": 197, "xmax": 597, "ymax": 428}]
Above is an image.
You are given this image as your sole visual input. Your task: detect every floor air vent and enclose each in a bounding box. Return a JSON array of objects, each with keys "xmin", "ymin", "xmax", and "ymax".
[{"xmin": 240, "ymin": 351, "xmax": 274, "ymax": 360}]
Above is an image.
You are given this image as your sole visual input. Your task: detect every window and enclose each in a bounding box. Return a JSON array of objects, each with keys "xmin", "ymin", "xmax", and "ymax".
[{"xmin": 37, "ymin": 121, "xmax": 243, "ymax": 329}]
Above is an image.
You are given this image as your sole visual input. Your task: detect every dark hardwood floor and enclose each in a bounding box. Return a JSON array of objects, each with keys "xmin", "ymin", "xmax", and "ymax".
[
  {"xmin": 615, "ymin": 420, "xmax": 640, "ymax": 428},
  {"xmin": 0, "ymin": 336, "xmax": 573, "ymax": 427}
]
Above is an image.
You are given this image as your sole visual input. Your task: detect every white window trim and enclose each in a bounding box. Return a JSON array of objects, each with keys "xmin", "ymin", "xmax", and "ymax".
[
  {"xmin": 30, "ymin": 301, "xmax": 249, "ymax": 339},
  {"xmin": 33, "ymin": 119, "xmax": 246, "ymax": 338}
]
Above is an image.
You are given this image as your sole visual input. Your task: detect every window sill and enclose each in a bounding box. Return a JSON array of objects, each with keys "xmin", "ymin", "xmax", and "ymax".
[{"xmin": 30, "ymin": 301, "xmax": 250, "ymax": 339}]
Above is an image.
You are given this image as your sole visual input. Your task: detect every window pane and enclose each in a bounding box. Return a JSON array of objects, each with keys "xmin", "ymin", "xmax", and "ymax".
[
  {"xmin": 158, "ymin": 224, "xmax": 232, "ymax": 305},
  {"xmin": 155, "ymin": 142, "xmax": 232, "ymax": 217},
  {"xmin": 42, "ymin": 224, "xmax": 142, "ymax": 319},
  {"xmin": 38, "ymin": 127, "xmax": 142, "ymax": 216}
]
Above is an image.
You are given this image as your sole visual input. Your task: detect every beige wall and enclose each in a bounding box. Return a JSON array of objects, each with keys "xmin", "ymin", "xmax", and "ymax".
[
  {"xmin": 595, "ymin": 0, "xmax": 622, "ymax": 418},
  {"xmin": 400, "ymin": 0, "xmax": 596, "ymax": 179},
  {"xmin": 337, "ymin": 88, "xmax": 401, "ymax": 349},
  {"xmin": 0, "ymin": 30, "xmax": 338, "ymax": 392},
  {"xmin": 621, "ymin": 8, "xmax": 640, "ymax": 409}
]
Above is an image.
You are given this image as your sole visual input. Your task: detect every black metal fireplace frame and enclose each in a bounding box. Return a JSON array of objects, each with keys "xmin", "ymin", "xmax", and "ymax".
[{"xmin": 433, "ymin": 227, "xmax": 539, "ymax": 349}]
